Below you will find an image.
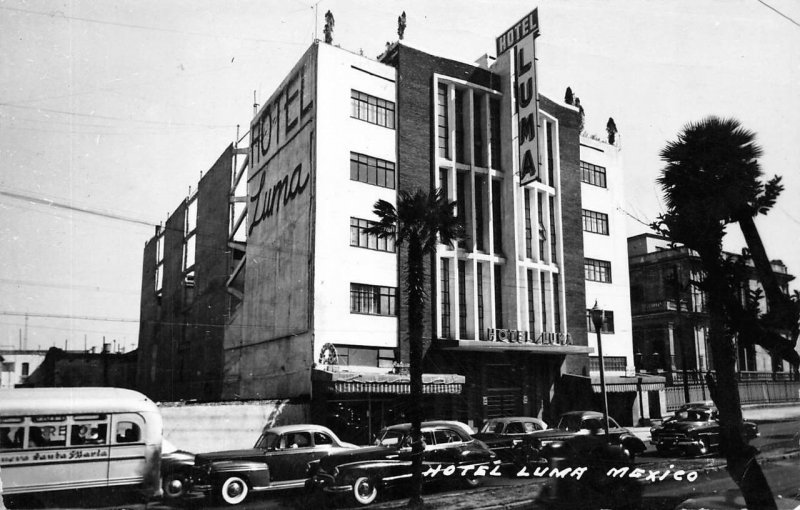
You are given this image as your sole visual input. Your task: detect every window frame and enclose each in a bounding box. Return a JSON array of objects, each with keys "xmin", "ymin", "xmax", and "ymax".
[
  {"xmin": 351, "ymin": 90, "xmax": 395, "ymax": 129},
  {"xmin": 580, "ymin": 161, "xmax": 607, "ymax": 188}
]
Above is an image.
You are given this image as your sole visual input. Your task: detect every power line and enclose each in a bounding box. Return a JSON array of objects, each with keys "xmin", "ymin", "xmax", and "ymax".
[
  {"xmin": 756, "ymin": 0, "xmax": 800, "ymax": 28},
  {"xmin": 0, "ymin": 311, "xmax": 139, "ymax": 323},
  {"xmin": 0, "ymin": 277, "xmax": 138, "ymax": 295}
]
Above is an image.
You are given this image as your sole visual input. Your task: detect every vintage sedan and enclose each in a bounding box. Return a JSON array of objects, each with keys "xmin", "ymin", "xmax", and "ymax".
[
  {"xmin": 193, "ymin": 424, "xmax": 357, "ymax": 505},
  {"xmin": 472, "ymin": 416, "xmax": 548, "ymax": 467},
  {"xmin": 650, "ymin": 407, "xmax": 759, "ymax": 456},
  {"xmin": 525, "ymin": 411, "xmax": 647, "ymax": 462},
  {"xmin": 307, "ymin": 420, "xmax": 498, "ymax": 506},
  {"xmin": 160, "ymin": 438, "xmax": 196, "ymax": 500}
]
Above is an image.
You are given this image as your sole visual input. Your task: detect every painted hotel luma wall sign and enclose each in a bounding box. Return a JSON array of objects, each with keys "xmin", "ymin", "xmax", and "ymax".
[{"xmin": 496, "ymin": 8, "xmax": 541, "ymax": 187}]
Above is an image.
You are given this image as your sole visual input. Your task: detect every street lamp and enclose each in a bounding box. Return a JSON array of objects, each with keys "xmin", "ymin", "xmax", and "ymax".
[{"xmin": 590, "ymin": 301, "xmax": 611, "ymax": 440}]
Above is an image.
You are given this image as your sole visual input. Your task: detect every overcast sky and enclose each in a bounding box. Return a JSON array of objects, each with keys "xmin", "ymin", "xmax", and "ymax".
[{"xmin": 1, "ymin": 0, "xmax": 798, "ymax": 352}]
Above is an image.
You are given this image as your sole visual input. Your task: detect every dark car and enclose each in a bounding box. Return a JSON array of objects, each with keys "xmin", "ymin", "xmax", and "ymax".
[
  {"xmin": 160, "ymin": 438, "xmax": 196, "ymax": 500},
  {"xmin": 307, "ymin": 420, "xmax": 498, "ymax": 506},
  {"xmin": 520, "ymin": 411, "xmax": 647, "ymax": 463},
  {"xmin": 193, "ymin": 424, "xmax": 357, "ymax": 505},
  {"xmin": 472, "ymin": 417, "xmax": 548, "ymax": 468},
  {"xmin": 650, "ymin": 407, "xmax": 759, "ymax": 456}
]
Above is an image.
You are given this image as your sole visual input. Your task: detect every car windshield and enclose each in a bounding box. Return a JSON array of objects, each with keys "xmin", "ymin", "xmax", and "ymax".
[
  {"xmin": 254, "ymin": 432, "xmax": 280, "ymax": 449},
  {"xmin": 556, "ymin": 415, "xmax": 583, "ymax": 432},
  {"xmin": 682, "ymin": 410, "xmax": 710, "ymax": 422},
  {"xmin": 479, "ymin": 421, "xmax": 502, "ymax": 434},
  {"xmin": 375, "ymin": 429, "xmax": 406, "ymax": 447}
]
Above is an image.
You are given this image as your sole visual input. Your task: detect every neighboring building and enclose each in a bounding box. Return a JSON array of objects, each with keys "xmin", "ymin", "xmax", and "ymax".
[
  {"xmin": 24, "ymin": 346, "xmax": 137, "ymax": 388},
  {"xmin": 628, "ymin": 233, "xmax": 797, "ymax": 381},
  {"xmin": 0, "ymin": 349, "xmax": 47, "ymax": 388}
]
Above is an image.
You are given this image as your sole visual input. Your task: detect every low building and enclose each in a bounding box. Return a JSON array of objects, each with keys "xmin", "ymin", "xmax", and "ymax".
[
  {"xmin": 0, "ymin": 349, "xmax": 48, "ymax": 388},
  {"xmin": 24, "ymin": 346, "xmax": 137, "ymax": 388}
]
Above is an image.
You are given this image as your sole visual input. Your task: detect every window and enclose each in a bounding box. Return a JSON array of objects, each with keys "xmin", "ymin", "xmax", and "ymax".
[
  {"xmin": 477, "ymin": 263, "xmax": 485, "ymax": 338},
  {"xmin": 314, "ymin": 432, "xmax": 333, "ymax": 446},
  {"xmin": 70, "ymin": 423, "xmax": 108, "ymax": 445},
  {"xmin": 441, "ymin": 259, "xmax": 452, "ymax": 339},
  {"xmin": 524, "ymin": 191, "xmax": 533, "ymax": 259},
  {"xmin": 492, "ymin": 180, "xmax": 502, "ymax": 255},
  {"xmin": 540, "ymin": 272, "xmax": 548, "ymax": 330},
  {"xmin": 473, "ymin": 92, "xmax": 485, "ymax": 167},
  {"xmin": 350, "ymin": 218, "xmax": 395, "ymax": 252},
  {"xmin": 546, "ymin": 121, "xmax": 555, "ymax": 186},
  {"xmin": 456, "ymin": 172, "xmax": 467, "ymax": 248},
  {"xmin": 351, "ymin": 90, "xmax": 395, "ymax": 128},
  {"xmin": 116, "ymin": 422, "xmax": 141, "ymax": 443},
  {"xmin": 582, "ymin": 209, "xmax": 609, "ymax": 235},
  {"xmin": 458, "ymin": 260, "xmax": 467, "ymax": 335},
  {"xmin": 284, "ymin": 432, "xmax": 312, "ymax": 449},
  {"xmin": 494, "ymin": 265, "xmax": 503, "ymax": 329},
  {"xmin": 506, "ymin": 422, "xmax": 524, "ymax": 434},
  {"xmin": 585, "ymin": 258, "xmax": 612, "ymax": 283},
  {"xmin": 437, "ymin": 84, "xmax": 449, "ymax": 158},
  {"xmin": 549, "ymin": 197, "xmax": 557, "ymax": 262},
  {"xmin": 580, "ymin": 161, "xmax": 607, "ymax": 188},
  {"xmin": 0, "ymin": 422, "xmax": 23, "ymax": 450},
  {"xmin": 455, "ymin": 90, "xmax": 465, "ymax": 163},
  {"xmin": 350, "ymin": 284, "xmax": 397, "ymax": 316},
  {"xmin": 553, "ymin": 277, "xmax": 562, "ymax": 333},
  {"xmin": 587, "ymin": 310, "xmax": 615, "ymax": 333},
  {"xmin": 527, "ymin": 270, "xmax": 535, "ymax": 334},
  {"xmin": 475, "ymin": 177, "xmax": 485, "ymax": 251},
  {"xmin": 21, "ymin": 362, "xmax": 29, "ymax": 376},
  {"xmin": 350, "ymin": 152, "xmax": 396, "ymax": 189},
  {"xmin": 434, "ymin": 428, "xmax": 463, "ymax": 444},
  {"xmin": 489, "ymin": 98, "xmax": 501, "ymax": 169}
]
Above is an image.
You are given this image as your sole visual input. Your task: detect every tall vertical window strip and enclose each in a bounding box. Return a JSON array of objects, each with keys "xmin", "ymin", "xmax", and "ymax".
[
  {"xmin": 580, "ymin": 161, "xmax": 607, "ymax": 188},
  {"xmin": 489, "ymin": 98, "xmax": 501, "ymax": 170},
  {"xmin": 350, "ymin": 152, "xmax": 396, "ymax": 189},
  {"xmin": 458, "ymin": 260, "xmax": 467, "ymax": 336},
  {"xmin": 477, "ymin": 263, "xmax": 485, "ymax": 339},
  {"xmin": 351, "ymin": 90, "xmax": 395, "ymax": 128},
  {"xmin": 456, "ymin": 172, "xmax": 467, "ymax": 248},
  {"xmin": 492, "ymin": 180, "xmax": 502, "ymax": 255},
  {"xmin": 493, "ymin": 265, "xmax": 503, "ymax": 329},
  {"xmin": 438, "ymin": 84, "xmax": 449, "ymax": 159},
  {"xmin": 350, "ymin": 218, "xmax": 396, "ymax": 252},
  {"xmin": 537, "ymin": 194, "xmax": 545, "ymax": 260},
  {"xmin": 582, "ymin": 209, "xmax": 609, "ymax": 235},
  {"xmin": 553, "ymin": 276, "xmax": 561, "ymax": 333},
  {"xmin": 350, "ymin": 283, "xmax": 397, "ymax": 315},
  {"xmin": 475, "ymin": 177, "xmax": 485, "ymax": 251},
  {"xmin": 527, "ymin": 270, "xmax": 535, "ymax": 334},
  {"xmin": 584, "ymin": 258, "xmax": 612, "ymax": 283},
  {"xmin": 441, "ymin": 259, "xmax": 452, "ymax": 339},
  {"xmin": 540, "ymin": 272, "xmax": 548, "ymax": 332},
  {"xmin": 549, "ymin": 197, "xmax": 557, "ymax": 262},
  {"xmin": 546, "ymin": 121, "xmax": 555, "ymax": 186},
  {"xmin": 473, "ymin": 92, "xmax": 484, "ymax": 167},
  {"xmin": 440, "ymin": 168, "xmax": 449, "ymax": 199},
  {"xmin": 455, "ymin": 90, "xmax": 466, "ymax": 164},
  {"xmin": 524, "ymin": 191, "xmax": 532, "ymax": 259}
]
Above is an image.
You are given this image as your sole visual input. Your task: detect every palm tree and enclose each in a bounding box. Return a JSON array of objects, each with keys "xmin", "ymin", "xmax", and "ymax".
[
  {"xmin": 657, "ymin": 116, "xmax": 786, "ymax": 509},
  {"xmin": 366, "ymin": 188, "xmax": 463, "ymax": 509}
]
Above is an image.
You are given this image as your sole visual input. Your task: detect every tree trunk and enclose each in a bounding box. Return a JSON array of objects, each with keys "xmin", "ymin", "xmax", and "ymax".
[
  {"xmin": 738, "ymin": 215, "xmax": 791, "ymax": 322},
  {"xmin": 703, "ymin": 259, "xmax": 776, "ymax": 509},
  {"xmin": 406, "ymin": 238, "xmax": 426, "ymax": 509}
]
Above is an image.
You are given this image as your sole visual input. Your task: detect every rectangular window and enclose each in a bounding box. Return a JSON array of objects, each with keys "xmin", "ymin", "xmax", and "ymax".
[
  {"xmin": 553, "ymin": 276, "xmax": 562, "ymax": 333},
  {"xmin": 549, "ymin": 197, "xmax": 557, "ymax": 262},
  {"xmin": 537, "ymin": 194, "xmax": 545, "ymax": 260},
  {"xmin": 455, "ymin": 90, "xmax": 466, "ymax": 164},
  {"xmin": 441, "ymin": 259, "xmax": 451, "ymax": 339},
  {"xmin": 540, "ymin": 272, "xmax": 548, "ymax": 331},
  {"xmin": 439, "ymin": 168, "xmax": 449, "ymax": 199},
  {"xmin": 350, "ymin": 284, "xmax": 397, "ymax": 316},
  {"xmin": 587, "ymin": 310, "xmax": 615, "ymax": 333},
  {"xmin": 350, "ymin": 218, "xmax": 396, "ymax": 253},
  {"xmin": 437, "ymin": 84, "xmax": 449, "ymax": 158},
  {"xmin": 351, "ymin": 90, "xmax": 395, "ymax": 129},
  {"xmin": 473, "ymin": 92, "xmax": 484, "ymax": 167},
  {"xmin": 475, "ymin": 176, "xmax": 485, "ymax": 251},
  {"xmin": 492, "ymin": 180, "xmax": 502, "ymax": 255},
  {"xmin": 527, "ymin": 270, "xmax": 535, "ymax": 334},
  {"xmin": 477, "ymin": 263, "xmax": 485, "ymax": 339},
  {"xmin": 458, "ymin": 260, "xmax": 467, "ymax": 336},
  {"xmin": 490, "ymin": 98, "xmax": 501, "ymax": 170},
  {"xmin": 524, "ymin": 191, "xmax": 532, "ymax": 259},
  {"xmin": 585, "ymin": 258, "xmax": 612, "ymax": 283},
  {"xmin": 494, "ymin": 265, "xmax": 503, "ymax": 329},
  {"xmin": 350, "ymin": 152, "xmax": 396, "ymax": 189},
  {"xmin": 546, "ymin": 121, "xmax": 555, "ymax": 186},
  {"xmin": 456, "ymin": 172, "xmax": 467, "ymax": 248},
  {"xmin": 580, "ymin": 161, "xmax": 607, "ymax": 188},
  {"xmin": 21, "ymin": 362, "xmax": 29, "ymax": 376},
  {"xmin": 582, "ymin": 209, "xmax": 609, "ymax": 235}
]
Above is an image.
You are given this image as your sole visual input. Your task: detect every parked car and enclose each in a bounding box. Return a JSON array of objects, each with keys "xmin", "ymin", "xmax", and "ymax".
[
  {"xmin": 674, "ymin": 488, "xmax": 800, "ymax": 509},
  {"xmin": 307, "ymin": 420, "xmax": 498, "ymax": 506},
  {"xmin": 473, "ymin": 416, "xmax": 548, "ymax": 467},
  {"xmin": 650, "ymin": 406, "xmax": 759, "ymax": 456},
  {"xmin": 160, "ymin": 438, "xmax": 196, "ymax": 500},
  {"xmin": 193, "ymin": 424, "xmax": 357, "ymax": 505},
  {"xmin": 520, "ymin": 411, "xmax": 647, "ymax": 463}
]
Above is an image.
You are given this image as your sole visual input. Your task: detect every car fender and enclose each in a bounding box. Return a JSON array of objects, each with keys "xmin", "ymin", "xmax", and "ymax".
[
  {"xmin": 620, "ymin": 434, "xmax": 647, "ymax": 454},
  {"xmin": 208, "ymin": 459, "xmax": 271, "ymax": 485}
]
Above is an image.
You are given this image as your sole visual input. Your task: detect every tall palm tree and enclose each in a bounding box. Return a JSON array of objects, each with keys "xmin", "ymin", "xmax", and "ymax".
[
  {"xmin": 366, "ymin": 188, "xmax": 463, "ymax": 509},
  {"xmin": 657, "ymin": 116, "xmax": 784, "ymax": 509}
]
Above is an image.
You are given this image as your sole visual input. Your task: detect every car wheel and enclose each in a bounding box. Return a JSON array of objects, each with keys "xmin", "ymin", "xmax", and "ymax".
[
  {"xmin": 219, "ymin": 475, "xmax": 249, "ymax": 506},
  {"xmin": 351, "ymin": 476, "xmax": 379, "ymax": 506},
  {"xmin": 162, "ymin": 473, "xmax": 189, "ymax": 500}
]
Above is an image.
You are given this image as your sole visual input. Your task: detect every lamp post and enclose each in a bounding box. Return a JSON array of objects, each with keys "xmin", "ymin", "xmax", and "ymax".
[{"xmin": 590, "ymin": 301, "xmax": 611, "ymax": 440}]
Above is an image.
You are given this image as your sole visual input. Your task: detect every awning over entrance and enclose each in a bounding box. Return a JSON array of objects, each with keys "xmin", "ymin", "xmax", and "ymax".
[
  {"xmin": 313, "ymin": 369, "xmax": 465, "ymax": 395},
  {"xmin": 436, "ymin": 339, "xmax": 593, "ymax": 355},
  {"xmin": 591, "ymin": 374, "xmax": 666, "ymax": 393}
]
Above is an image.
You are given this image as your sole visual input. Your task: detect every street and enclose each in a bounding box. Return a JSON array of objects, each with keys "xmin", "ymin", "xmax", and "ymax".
[{"xmin": 6, "ymin": 419, "xmax": 796, "ymax": 510}]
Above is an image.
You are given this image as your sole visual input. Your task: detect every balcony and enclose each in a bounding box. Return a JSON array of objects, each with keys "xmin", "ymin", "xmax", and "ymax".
[{"xmin": 589, "ymin": 356, "xmax": 627, "ymax": 373}]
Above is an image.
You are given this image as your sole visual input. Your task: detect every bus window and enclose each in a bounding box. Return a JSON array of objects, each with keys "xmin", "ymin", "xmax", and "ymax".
[
  {"xmin": 70, "ymin": 423, "xmax": 108, "ymax": 445},
  {"xmin": 0, "ymin": 426, "xmax": 24, "ymax": 450},
  {"xmin": 30, "ymin": 425, "xmax": 68, "ymax": 447},
  {"xmin": 116, "ymin": 422, "xmax": 141, "ymax": 443}
]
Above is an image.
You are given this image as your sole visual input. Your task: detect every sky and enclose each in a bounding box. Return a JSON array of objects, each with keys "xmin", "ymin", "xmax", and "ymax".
[{"xmin": 1, "ymin": 0, "xmax": 799, "ymax": 353}]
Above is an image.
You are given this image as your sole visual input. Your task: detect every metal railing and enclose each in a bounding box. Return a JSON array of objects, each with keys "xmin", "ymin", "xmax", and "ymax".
[
  {"xmin": 664, "ymin": 380, "xmax": 800, "ymax": 411},
  {"xmin": 589, "ymin": 356, "xmax": 627, "ymax": 372}
]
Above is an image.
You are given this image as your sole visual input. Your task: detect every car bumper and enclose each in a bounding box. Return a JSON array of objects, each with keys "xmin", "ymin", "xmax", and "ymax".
[{"xmin": 308, "ymin": 473, "xmax": 352, "ymax": 494}]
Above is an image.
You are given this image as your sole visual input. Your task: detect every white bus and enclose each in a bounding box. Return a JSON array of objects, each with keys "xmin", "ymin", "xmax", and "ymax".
[{"xmin": 0, "ymin": 387, "xmax": 163, "ymax": 502}]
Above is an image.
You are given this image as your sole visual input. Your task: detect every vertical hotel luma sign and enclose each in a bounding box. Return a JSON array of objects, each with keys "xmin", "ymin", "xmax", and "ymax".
[{"xmin": 496, "ymin": 9, "xmax": 541, "ymax": 186}]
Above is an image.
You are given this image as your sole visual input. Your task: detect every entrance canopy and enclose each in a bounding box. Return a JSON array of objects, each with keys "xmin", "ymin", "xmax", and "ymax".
[
  {"xmin": 436, "ymin": 338, "xmax": 593, "ymax": 354},
  {"xmin": 313, "ymin": 369, "xmax": 465, "ymax": 395},
  {"xmin": 591, "ymin": 374, "xmax": 666, "ymax": 393}
]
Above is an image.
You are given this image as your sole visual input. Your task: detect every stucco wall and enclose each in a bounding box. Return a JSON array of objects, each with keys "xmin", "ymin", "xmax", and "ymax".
[{"xmin": 159, "ymin": 401, "xmax": 308, "ymax": 454}]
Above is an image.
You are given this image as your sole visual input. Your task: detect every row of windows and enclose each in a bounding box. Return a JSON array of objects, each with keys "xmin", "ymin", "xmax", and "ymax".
[
  {"xmin": 351, "ymin": 90, "xmax": 395, "ymax": 128},
  {"xmin": 350, "ymin": 283, "xmax": 397, "ymax": 316},
  {"xmin": 350, "ymin": 218, "xmax": 396, "ymax": 253},
  {"xmin": 580, "ymin": 161, "xmax": 607, "ymax": 188},
  {"xmin": 585, "ymin": 258, "xmax": 612, "ymax": 283},
  {"xmin": 582, "ymin": 209, "xmax": 609, "ymax": 235},
  {"xmin": 437, "ymin": 83, "xmax": 502, "ymax": 170},
  {"xmin": 1, "ymin": 418, "xmax": 140, "ymax": 451},
  {"xmin": 350, "ymin": 152, "xmax": 396, "ymax": 189}
]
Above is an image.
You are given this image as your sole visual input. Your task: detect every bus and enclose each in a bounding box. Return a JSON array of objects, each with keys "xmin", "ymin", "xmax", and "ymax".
[{"xmin": 0, "ymin": 387, "xmax": 163, "ymax": 502}]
